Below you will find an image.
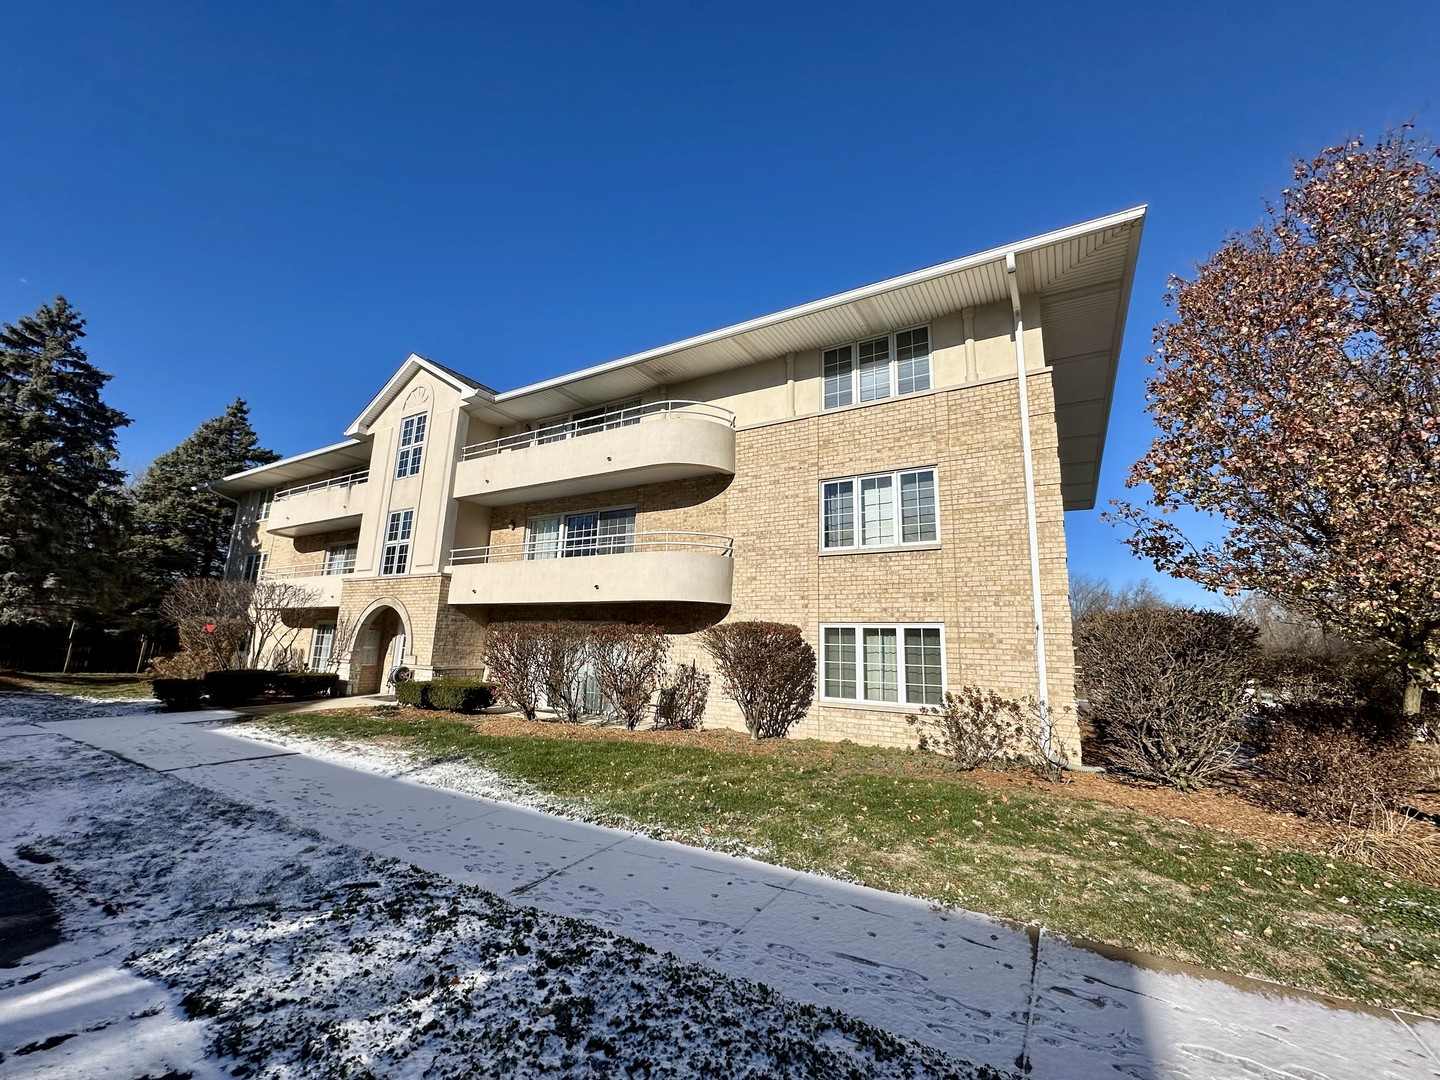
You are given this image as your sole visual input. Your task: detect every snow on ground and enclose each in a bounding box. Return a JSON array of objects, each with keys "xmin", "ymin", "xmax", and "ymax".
[
  {"xmin": 229, "ymin": 720, "xmax": 776, "ymax": 861},
  {"xmin": 0, "ymin": 715, "xmax": 1003, "ymax": 1077},
  {"xmin": 0, "ymin": 691, "xmax": 158, "ymax": 728}
]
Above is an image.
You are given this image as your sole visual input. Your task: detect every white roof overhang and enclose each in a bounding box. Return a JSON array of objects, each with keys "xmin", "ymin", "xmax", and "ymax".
[
  {"xmin": 461, "ymin": 207, "xmax": 1146, "ymax": 509},
  {"xmin": 211, "ymin": 439, "xmax": 372, "ymax": 497}
]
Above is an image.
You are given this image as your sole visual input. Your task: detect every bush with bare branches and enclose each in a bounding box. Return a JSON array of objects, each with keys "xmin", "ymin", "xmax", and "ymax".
[
  {"xmin": 542, "ymin": 621, "xmax": 593, "ymax": 724},
  {"xmin": 699, "ymin": 622, "xmax": 814, "ymax": 740},
  {"xmin": 483, "ymin": 622, "xmax": 550, "ymax": 720},
  {"xmin": 1076, "ymin": 607, "xmax": 1257, "ymax": 790},
  {"xmin": 905, "ymin": 686, "xmax": 1059, "ymax": 775},
  {"xmin": 590, "ymin": 623, "xmax": 670, "ymax": 730},
  {"xmin": 656, "ymin": 662, "xmax": 710, "ymax": 731}
]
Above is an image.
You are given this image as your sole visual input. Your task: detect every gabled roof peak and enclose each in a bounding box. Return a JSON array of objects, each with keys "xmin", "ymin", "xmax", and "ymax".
[{"xmin": 345, "ymin": 353, "xmax": 494, "ymax": 437}]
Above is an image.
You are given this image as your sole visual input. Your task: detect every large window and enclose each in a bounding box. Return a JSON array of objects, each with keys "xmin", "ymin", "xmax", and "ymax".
[
  {"xmin": 822, "ymin": 468, "xmax": 937, "ymax": 551},
  {"xmin": 395, "ymin": 413, "xmax": 427, "ymax": 478},
  {"xmin": 381, "ymin": 510, "xmax": 414, "ymax": 575},
  {"xmin": 525, "ymin": 508, "xmax": 636, "ymax": 559},
  {"xmin": 822, "ymin": 624, "xmax": 944, "ymax": 707},
  {"xmin": 310, "ymin": 622, "xmax": 336, "ymax": 671},
  {"xmin": 823, "ymin": 326, "xmax": 930, "ymax": 409}
]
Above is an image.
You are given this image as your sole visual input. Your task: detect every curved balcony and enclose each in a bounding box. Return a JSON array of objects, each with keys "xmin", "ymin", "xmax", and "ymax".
[
  {"xmin": 453, "ymin": 401, "xmax": 735, "ymax": 506},
  {"xmin": 266, "ymin": 471, "xmax": 369, "ymax": 538},
  {"xmin": 446, "ymin": 531, "xmax": 733, "ymax": 607}
]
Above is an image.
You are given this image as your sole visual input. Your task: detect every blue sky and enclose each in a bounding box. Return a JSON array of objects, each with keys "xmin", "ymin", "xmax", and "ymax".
[{"xmin": 4, "ymin": 1, "xmax": 1437, "ymax": 604}]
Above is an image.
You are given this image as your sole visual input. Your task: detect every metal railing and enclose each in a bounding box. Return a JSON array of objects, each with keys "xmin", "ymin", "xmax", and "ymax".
[
  {"xmin": 459, "ymin": 401, "xmax": 735, "ymax": 461},
  {"xmin": 260, "ymin": 561, "xmax": 358, "ymax": 579},
  {"xmin": 448, "ymin": 530, "xmax": 734, "ymax": 566},
  {"xmin": 274, "ymin": 470, "xmax": 370, "ymax": 502}
]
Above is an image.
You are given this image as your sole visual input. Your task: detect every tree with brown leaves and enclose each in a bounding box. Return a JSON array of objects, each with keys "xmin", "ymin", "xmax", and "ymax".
[{"xmin": 1111, "ymin": 128, "xmax": 1440, "ymax": 714}]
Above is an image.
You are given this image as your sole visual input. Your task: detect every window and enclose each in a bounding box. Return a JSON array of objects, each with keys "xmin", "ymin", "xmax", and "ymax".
[
  {"xmin": 310, "ymin": 622, "xmax": 336, "ymax": 671},
  {"xmin": 395, "ymin": 413, "xmax": 427, "ymax": 478},
  {"xmin": 525, "ymin": 508, "xmax": 636, "ymax": 559},
  {"xmin": 821, "ymin": 468, "xmax": 937, "ymax": 551},
  {"xmin": 823, "ymin": 326, "xmax": 930, "ymax": 408},
  {"xmin": 381, "ymin": 510, "xmax": 413, "ymax": 575},
  {"xmin": 241, "ymin": 552, "xmax": 267, "ymax": 582},
  {"xmin": 536, "ymin": 399, "xmax": 642, "ymax": 444},
  {"xmin": 822, "ymin": 624, "xmax": 943, "ymax": 707},
  {"xmin": 324, "ymin": 544, "xmax": 357, "ymax": 576},
  {"xmin": 257, "ymin": 489, "xmax": 275, "ymax": 521}
]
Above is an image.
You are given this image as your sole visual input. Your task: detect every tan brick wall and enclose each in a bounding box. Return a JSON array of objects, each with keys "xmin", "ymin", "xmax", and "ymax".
[{"xmin": 440, "ymin": 371, "xmax": 1078, "ymax": 759}]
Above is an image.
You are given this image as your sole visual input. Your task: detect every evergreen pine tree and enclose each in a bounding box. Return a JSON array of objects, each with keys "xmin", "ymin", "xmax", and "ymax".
[
  {"xmin": 0, "ymin": 297, "xmax": 131, "ymax": 625},
  {"xmin": 129, "ymin": 399, "xmax": 280, "ymax": 587}
]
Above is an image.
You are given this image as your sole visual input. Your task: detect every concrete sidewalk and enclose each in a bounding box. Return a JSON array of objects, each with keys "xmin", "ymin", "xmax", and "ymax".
[{"xmin": 18, "ymin": 707, "xmax": 1440, "ymax": 1079}]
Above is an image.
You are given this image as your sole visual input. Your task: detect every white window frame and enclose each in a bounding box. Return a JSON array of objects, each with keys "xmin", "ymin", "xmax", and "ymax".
[
  {"xmin": 240, "ymin": 551, "xmax": 267, "ymax": 582},
  {"xmin": 820, "ymin": 622, "xmax": 945, "ymax": 708},
  {"xmin": 394, "ymin": 413, "xmax": 428, "ymax": 479},
  {"xmin": 822, "ymin": 325, "xmax": 931, "ymax": 410},
  {"xmin": 323, "ymin": 544, "xmax": 358, "ymax": 576},
  {"xmin": 820, "ymin": 467, "xmax": 939, "ymax": 552},
  {"xmin": 380, "ymin": 509, "xmax": 414, "ymax": 575},
  {"xmin": 525, "ymin": 506, "xmax": 637, "ymax": 560},
  {"xmin": 256, "ymin": 489, "xmax": 275, "ymax": 521},
  {"xmin": 534, "ymin": 398, "xmax": 642, "ymax": 445},
  {"xmin": 310, "ymin": 622, "xmax": 336, "ymax": 671}
]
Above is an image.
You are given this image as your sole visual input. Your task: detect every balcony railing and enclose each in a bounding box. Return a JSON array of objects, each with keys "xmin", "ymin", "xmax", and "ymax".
[
  {"xmin": 260, "ymin": 561, "xmax": 357, "ymax": 579},
  {"xmin": 460, "ymin": 401, "xmax": 735, "ymax": 461},
  {"xmin": 449, "ymin": 530, "xmax": 734, "ymax": 565},
  {"xmin": 274, "ymin": 470, "xmax": 370, "ymax": 502}
]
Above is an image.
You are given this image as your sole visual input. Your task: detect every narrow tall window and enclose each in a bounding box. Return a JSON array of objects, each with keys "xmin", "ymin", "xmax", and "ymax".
[
  {"xmin": 821, "ymin": 468, "xmax": 937, "ymax": 551},
  {"xmin": 395, "ymin": 414, "xmax": 427, "ymax": 478},
  {"xmin": 823, "ymin": 345, "xmax": 854, "ymax": 409},
  {"xmin": 381, "ymin": 510, "xmax": 413, "ymax": 575},
  {"xmin": 310, "ymin": 623, "xmax": 336, "ymax": 671},
  {"xmin": 241, "ymin": 552, "xmax": 267, "ymax": 582},
  {"xmin": 257, "ymin": 489, "xmax": 275, "ymax": 521}
]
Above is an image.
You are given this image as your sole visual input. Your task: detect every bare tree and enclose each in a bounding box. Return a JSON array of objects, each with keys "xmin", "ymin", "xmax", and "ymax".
[
  {"xmin": 159, "ymin": 578, "xmax": 255, "ymax": 672},
  {"xmin": 543, "ymin": 621, "xmax": 592, "ymax": 724},
  {"xmin": 483, "ymin": 622, "xmax": 550, "ymax": 720},
  {"xmin": 248, "ymin": 580, "xmax": 323, "ymax": 671}
]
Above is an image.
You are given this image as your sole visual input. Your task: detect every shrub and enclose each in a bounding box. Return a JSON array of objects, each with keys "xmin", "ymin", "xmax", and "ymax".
[
  {"xmin": 1251, "ymin": 702, "xmax": 1422, "ymax": 823},
  {"xmin": 426, "ymin": 680, "xmax": 496, "ymax": 714},
  {"xmin": 1076, "ymin": 607, "xmax": 1257, "ymax": 790},
  {"xmin": 202, "ymin": 668, "xmax": 274, "ymax": 706},
  {"xmin": 271, "ymin": 672, "xmax": 340, "ymax": 699},
  {"xmin": 590, "ymin": 623, "xmax": 670, "ymax": 730},
  {"xmin": 905, "ymin": 686, "xmax": 1053, "ymax": 772},
  {"xmin": 542, "ymin": 621, "xmax": 592, "ymax": 724},
  {"xmin": 1331, "ymin": 810, "xmax": 1440, "ymax": 887},
  {"xmin": 152, "ymin": 677, "xmax": 203, "ymax": 710},
  {"xmin": 699, "ymin": 622, "xmax": 815, "ymax": 740},
  {"xmin": 655, "ymin": 662, "xmax": 710, "ymax": 730},
  {"xmin": 1250, "ymin": 649, "xmax": 1409, "ymax": 714},
  {"xmin": 483, "ymin": 623, "xmax": 550, "ymax": 720},
  {"xmin": 395, "ymin": 680, "xmax": 427, "ymax": 708}
]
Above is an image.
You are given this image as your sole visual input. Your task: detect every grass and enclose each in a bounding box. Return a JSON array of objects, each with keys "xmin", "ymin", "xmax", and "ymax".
[
  {"xmin": 254, "ymin": 709, "xmax": 1440, "ymax": 1015},
  {"xmin": 0, "ymin": 671, "xmax": 154, "ymax": 700}
]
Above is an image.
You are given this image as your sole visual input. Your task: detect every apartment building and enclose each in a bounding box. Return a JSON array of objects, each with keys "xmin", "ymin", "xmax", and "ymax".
[{"xmin": 215, "ymin": 208, "xmax": 1146, "ymax": 760}]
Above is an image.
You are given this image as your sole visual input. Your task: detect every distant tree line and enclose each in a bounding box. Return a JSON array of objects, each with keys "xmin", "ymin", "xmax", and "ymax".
[{"xmin": 0, "ymin": 295, "xmax": 277, "ymax": 669}]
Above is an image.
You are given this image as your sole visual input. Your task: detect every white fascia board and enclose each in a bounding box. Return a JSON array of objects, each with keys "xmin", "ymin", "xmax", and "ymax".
[
  {"xmin": 347, "ymin": 354, "xmax": 494, "ymax": 437},
  {"xmin": 218, "ymin": 439, "xmax": 368, "ymax": 485},
  {"xmin": 471, "ymin": 206, "xmax": 1149, "ymax": 407}
]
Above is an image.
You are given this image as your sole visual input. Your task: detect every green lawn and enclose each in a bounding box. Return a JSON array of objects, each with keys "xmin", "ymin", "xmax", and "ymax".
[
  {"xmin": 255, "ymin": 709, "xmax": 1440, "ymax": 1015},
  {"xmin": 0, "ymin": 671, "xmax": 154, "ymax": 699}
]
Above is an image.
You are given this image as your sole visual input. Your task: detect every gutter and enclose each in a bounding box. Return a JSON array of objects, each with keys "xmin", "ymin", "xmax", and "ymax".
[{"xmin": 1005, "ymin": 253, "xmax": 1104, "ymax": 774}]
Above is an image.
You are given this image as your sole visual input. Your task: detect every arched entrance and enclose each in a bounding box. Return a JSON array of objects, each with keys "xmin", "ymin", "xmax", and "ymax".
[{"xmin": 350, "ymin": 602, "xmax": 411, "ymax": 695}]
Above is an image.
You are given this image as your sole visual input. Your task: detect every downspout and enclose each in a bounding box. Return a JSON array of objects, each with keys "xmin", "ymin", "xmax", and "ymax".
[{"xmin": 1004, "ymin": 253, "xmax": 1103, "ymax": 773}]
